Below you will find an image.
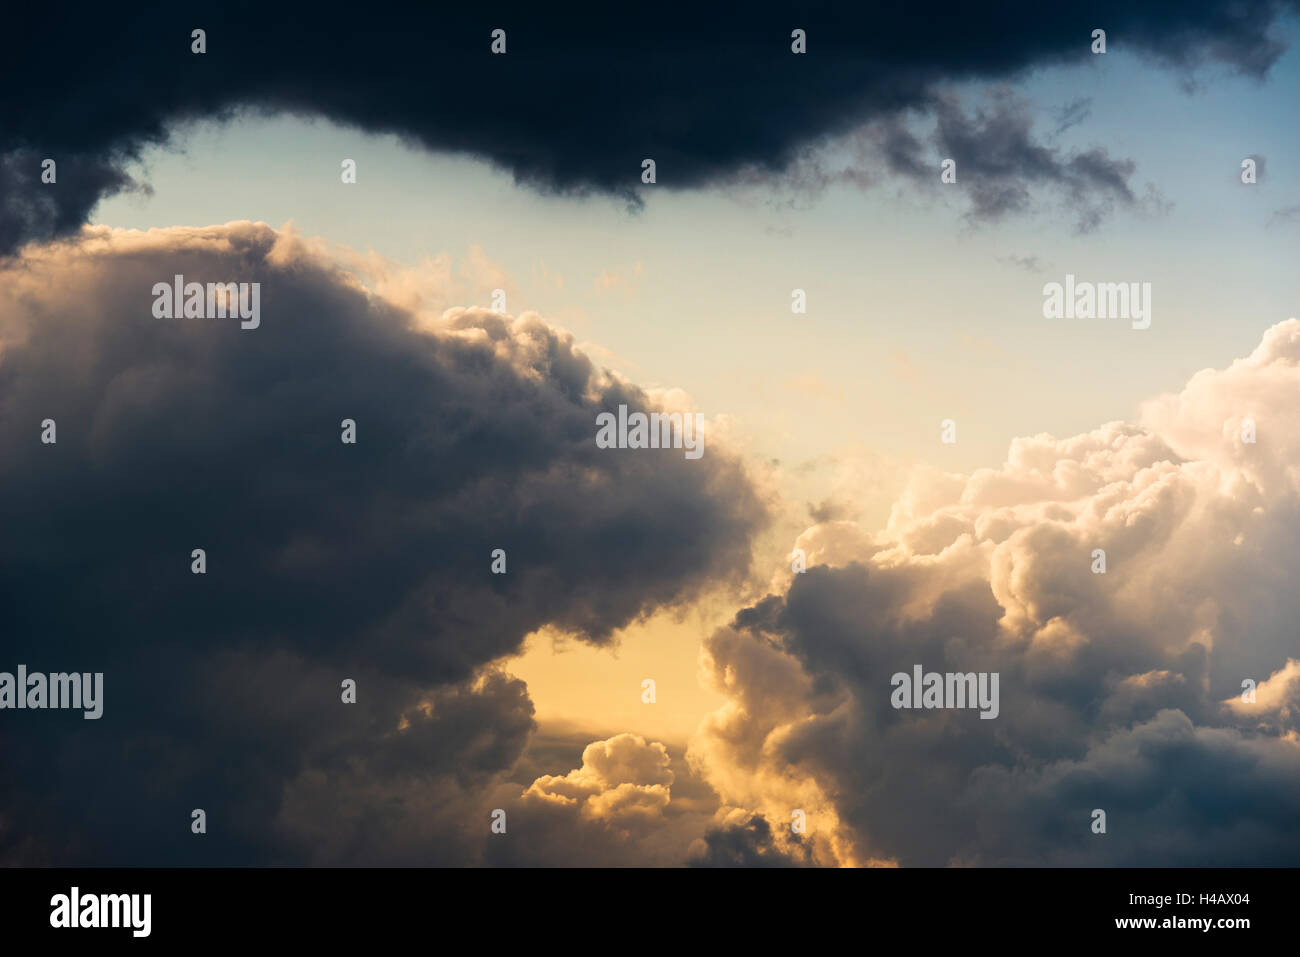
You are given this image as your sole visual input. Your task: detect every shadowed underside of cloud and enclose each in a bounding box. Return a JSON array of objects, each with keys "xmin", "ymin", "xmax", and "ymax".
[
  {"xmin": 2, "ymin": 0, "xmax": 1297, "ymax": 250},
  {"xmin": 689, "ymin": 320, "xmax": 1300, "ymax": 866},
  {"xmin": 687, "ymin": 810, "xmax": 814, "ymax": 867},
  {"xmin": 0, "ymin": 223, "xmax": 766, "ymax": 864}
]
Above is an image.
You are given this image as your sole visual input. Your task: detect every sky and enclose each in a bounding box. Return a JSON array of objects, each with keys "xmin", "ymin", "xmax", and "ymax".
[
  {"xmin": 93, "ymin": 37, "xmax": 1300, "ymax": 474},
  {"xmin": 2, "ymin": 1, "xmax": 1299, "ymax": 866}
]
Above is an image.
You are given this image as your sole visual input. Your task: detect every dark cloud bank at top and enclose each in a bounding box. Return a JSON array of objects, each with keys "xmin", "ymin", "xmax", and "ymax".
[
  {"xmin": 0, "ymin": 224, "xmax": 765, "ymax": 864},
  {"xmin": 2, "ymin": 0, "xmax": 1298, "ymax": 251}
]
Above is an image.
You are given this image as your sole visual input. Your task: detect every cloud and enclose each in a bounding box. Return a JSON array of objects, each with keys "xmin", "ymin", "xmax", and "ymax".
[
  {"xmin": 1224, "ymin": 658, "xmax": 1300, "ymax": 724},
  {"xmin": 995, "ymin": 253, "xmax": 1043, "ymax": 273},
  {"xmin": 524, "ymin": 733, "xmax": 673, "ymax": 824},
  {"xmin": 471, "ymin": 733, "xmax": 725, "ymax": 866},
  {"xmin": 1051, "ymin": 97, "xmax": 1093, "ymax": 136},
  {"xmin": 0, "ymin": 149, "xmax": 149, "ymax": 254},
  {"xmin": 270, "ymin": 669, "xmax": 538, "ymax": 865},
  {"xmin": 2, "ymin": 1, "xmax": 1295, "ymax": 251},
  {"xmin": 687, "ymin": 810, "xmax": 814, "ymax": 867},
  {"xmin": 934, "ymin": 90, "xmax": 1137, "ymax": 230},
  {"xmin": 958, "ymin": 708, "xmax": 1300, "ymax": 865},
  {"xmin": 689, "ymin": 319, "xmax": 1300, "ymax": 865},
  {"xmin": 0, "ymin": 223, "xmax": 767, "ymax": 864},
  {"xmin": 1267, "ymin": 204, "xmax": 1300, "ymax": 226}
]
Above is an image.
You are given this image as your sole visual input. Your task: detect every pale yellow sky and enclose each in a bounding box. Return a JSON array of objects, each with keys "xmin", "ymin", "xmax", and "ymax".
[{"xmin": 507, "ymin": 606, "xmax": 732, "ymax": 744}]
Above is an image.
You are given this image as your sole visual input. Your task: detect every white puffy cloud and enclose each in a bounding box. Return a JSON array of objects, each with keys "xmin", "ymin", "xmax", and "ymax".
[{"xmin": 525, "ymin": 733, "xmax": 674, "ymax": 825}]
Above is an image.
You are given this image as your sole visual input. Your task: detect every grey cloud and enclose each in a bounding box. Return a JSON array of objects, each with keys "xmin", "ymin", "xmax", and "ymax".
[
  {"xmin": 995, "ymin": 253, "xmax": 1043, "ymax": 272},
  {"xmin": 931, "ymin": 90, "xmax": 1137, "ymax": 231},
  {"xmin": 1051, "ymin": 97, "xmax": 1092, "ymax": 136},
  {"xmin": 812, "ymin": 90, "xmax": 1147, "ymax": 231},
  {"xmin": 0, "ymin": 223, "xmax": 766, "ymax": 864}
]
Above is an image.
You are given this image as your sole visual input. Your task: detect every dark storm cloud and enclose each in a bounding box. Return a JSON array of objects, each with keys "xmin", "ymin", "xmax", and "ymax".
[
  {"xmin": 2, "ymin": 0, "xmax": 1297, "ymax": 251},
  {"xmin": 960, "ymin": 709, "xmax": 1300, "ymax": 866},
  {"xmin": 0, "ymin": 223, "xmax": 766, "ymax": 864},
  {"xmin": 0, "ymin": 150, "xmax": 148, "ymax": 254}
]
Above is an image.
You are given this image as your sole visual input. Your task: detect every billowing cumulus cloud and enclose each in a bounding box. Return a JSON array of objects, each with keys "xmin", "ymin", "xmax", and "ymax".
[
  {"xmin": 470, "ymin": 732, "xmax": 727, "ymax": 867},
  {"xmin": 3, "ymin": 1, "xmax": 1297, "ymax": 251},
  {"xmin": 688, "ymin": 320, "xmax": 1300, "ymax": 866},
  {"xmin": 525, "ymin": 733, "xmax": 673, "ymax": 824},
  {"xmin": 0, "ymin": 223, "xmax": 766, "ymax": 864}
]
